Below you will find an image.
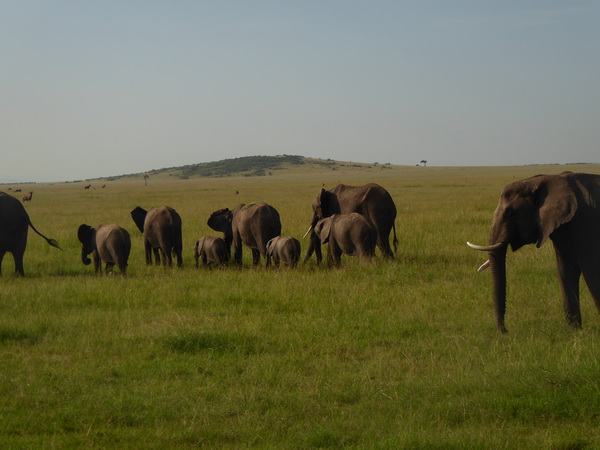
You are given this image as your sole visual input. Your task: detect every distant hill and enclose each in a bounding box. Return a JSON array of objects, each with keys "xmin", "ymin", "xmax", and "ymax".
[{"xmin": 103, "ymin": 155, "xmax": 393, "ymax": 181}]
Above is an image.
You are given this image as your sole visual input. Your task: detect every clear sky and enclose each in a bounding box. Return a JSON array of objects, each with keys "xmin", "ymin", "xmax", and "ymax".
[{"xmin": 1, "ymin": 1, "xmax": 599, "ymax": 182}]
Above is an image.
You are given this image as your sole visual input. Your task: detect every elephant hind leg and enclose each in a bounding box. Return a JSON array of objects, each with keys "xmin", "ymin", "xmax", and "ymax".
[
  {"xmin": 13, "ymin": 251, "xmax": 25, "ymax": 277},
  {"xmin": 582, "ymin": 267, "xmax": 600, "ymax": 315},
  {"xmin": 252, "ymin": 249, "xmax": 260, "ymax": 266},
  {"xmin": 556, "ymin": 251, "xmax": 582, "ymax": 328}
]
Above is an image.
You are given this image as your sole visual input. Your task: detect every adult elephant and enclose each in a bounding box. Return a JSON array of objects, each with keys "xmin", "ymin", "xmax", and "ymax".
[
  {"xmin": 78, "ymin": 224, "xmax": 131, "ymax": 275},
  {"xmin": 208, "ymin": 202, "xmax": 281, "ymax": 266},
  {"xmin": 313, "ymin": 213, "xmax": 376, "ymax": 266},
  {"xmin": 131, "ymin": 206, "xmax": 183, "ymax": 267},
  {"xmin": 468, "ymin": 172, "xmax": 600, "ymax": 333},
  {"xmin": 303, "ymin": 183, "xmax": 397, "ymax": 263},
  {"xmin": 0, "ymin": 191, "xmax": 60, "ymax": 276}
]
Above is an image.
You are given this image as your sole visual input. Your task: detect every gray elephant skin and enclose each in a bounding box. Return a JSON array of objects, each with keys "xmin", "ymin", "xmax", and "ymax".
[
  {"xmin": 208, "ymin": 202, "xmax": 281, "ymax": 266},
  {"xmin": 305, "ymin": 183, "xmax": 397, "ymax": 263},
  {"xmin": 0, "ymin": 191, "xmax": 60, "ymax": 276},
  {"xmin": 131, "ymin": 206, "xmax": 183, "ymax": 267},
  {"xmin": 193, "ymin": 236, "xmax": 229, "ymax": 268},
  {"xmin": 78, "ymin": 224, "xmax": 131, "ymax": 275},
  {"xmin": 266, "ymin": 236, "xmax": 301, "ymax": 268},
  {"xmin": 313, "ymin": 213, "xmax": 376, "ymax": 266},
  {"xmin": 468, "ymin": 172, "xmax": 600, "ymax": 333}
]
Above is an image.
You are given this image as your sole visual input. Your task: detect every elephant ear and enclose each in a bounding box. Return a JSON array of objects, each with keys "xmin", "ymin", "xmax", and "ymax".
[
  {"xmin": 131, "ymin": 207, "xmax": 147, "ymax": 233},
  {"xmin": 77, "ymin": 224, "xmax": 93, "ymax": 244},
  {"xmin": 317, "ymin": 218, "xmax": 332, "ymax": 244},
  {"xmin": 207, "ymin": 208, "xmax": 231, "ymax": 231},
  {"xmin": 535, "ymin": 176, "xmax": 578, "ymax": 248}
]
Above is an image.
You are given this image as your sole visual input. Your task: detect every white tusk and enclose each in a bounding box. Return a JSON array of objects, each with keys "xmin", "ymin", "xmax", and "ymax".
[
  {"xmin": 466, "ymin": 241, "xmax": 503, "ymax": 251},
  {"xmin": 302, "ymin": 225, "xmax": 313, "ymax": 239},
  {"xmin": 477, "ymin": 260, "xmax": 490, "ymax": 272}
]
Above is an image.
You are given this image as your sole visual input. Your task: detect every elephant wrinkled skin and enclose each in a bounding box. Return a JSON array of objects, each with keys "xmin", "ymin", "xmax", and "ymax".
[
  {"xmin": 468, "ymin": 172, "xmax": 600, "ymax": 333},
  {"xmin": 78, "ymin": 224, "xmax": 131, "ymax": 275},
  {"xmin": 208, "ymin": 202, "xmax": 281, "ymax": 266},
  {"xmin": 0, "ymin": 191, "xmax": 60, "ymax": 276}
]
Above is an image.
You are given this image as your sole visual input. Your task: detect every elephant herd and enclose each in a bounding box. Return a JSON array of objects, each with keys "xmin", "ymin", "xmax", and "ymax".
[{"xmin": 2, "ymin": 172, "xmax": 600, "ymax": 333}]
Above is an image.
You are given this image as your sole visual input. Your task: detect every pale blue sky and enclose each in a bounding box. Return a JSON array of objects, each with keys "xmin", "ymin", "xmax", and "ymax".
[{"xmin": 1, "ymin": 1, "xmax": 598, "ymax": 182}]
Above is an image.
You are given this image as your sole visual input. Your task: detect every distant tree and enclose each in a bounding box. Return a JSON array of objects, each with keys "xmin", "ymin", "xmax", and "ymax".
[{"xmin": 420, "ymin": 160, "xmax": 428, "ymax": 167}]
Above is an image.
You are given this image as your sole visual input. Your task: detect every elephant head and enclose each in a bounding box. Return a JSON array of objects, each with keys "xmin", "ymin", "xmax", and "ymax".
[
  {"xmin": 207, "ymin": 208, "xmax": 234, "ymax": 249},
  {"xmin": 304, "ymin": 189, "xmax": 340, "ymax": 237},
  {"xmin": 77, "ymin": 224, "xmax": 95, "ymax": 266},
  {"xmin": 468, "ymin": 174, "xmax": 578, "ymax": 333}
]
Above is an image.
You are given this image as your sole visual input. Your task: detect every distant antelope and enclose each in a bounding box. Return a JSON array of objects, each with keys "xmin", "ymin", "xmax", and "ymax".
[
  {"xmin": 22, "ymin": 192, "xmax": 33, "ymax": 202},
  {"xmin": 84, "ymin": 184, "xmax": 91, "ymax": 189}
]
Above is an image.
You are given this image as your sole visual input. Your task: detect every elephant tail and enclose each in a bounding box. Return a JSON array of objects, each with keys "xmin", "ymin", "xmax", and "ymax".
[
  {"xmin": 28, "ymin": 219, "xmax": 61, "ymax": 249},
  {"xmin": 392, "ymin": 222, "xmax": 398, "ymax": 253}
]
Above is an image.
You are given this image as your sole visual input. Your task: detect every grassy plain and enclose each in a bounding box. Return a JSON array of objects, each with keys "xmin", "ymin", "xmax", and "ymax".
[{"xmin": 1, "ymin": 162, "xmax": 600, "ymax": 448}]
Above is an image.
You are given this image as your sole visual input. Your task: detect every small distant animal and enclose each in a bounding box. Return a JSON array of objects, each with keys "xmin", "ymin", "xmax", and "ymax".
[
  {"xmin": 15, "ymin": 189, "xmax": 21, "ymax": 193},
  {"xmin": 22, "ymin": 192, "xmax": 33, "ymax": 202},
  {"xmin": 102, "ymin": 185, "xmax": 106, "ymax": 188},
  {"xmin": 84, "ymin": 184, "xmax": 91, "ymax": 190}
]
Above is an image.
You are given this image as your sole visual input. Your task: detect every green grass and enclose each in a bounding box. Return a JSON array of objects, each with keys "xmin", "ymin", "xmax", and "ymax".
[{"xmin": 1, "ymin": 163, "xmax": 600, "ymax": 447}]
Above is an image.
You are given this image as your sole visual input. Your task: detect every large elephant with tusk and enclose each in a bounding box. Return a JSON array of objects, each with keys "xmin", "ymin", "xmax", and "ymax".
[
  {"xmin": 468, "ymin": 172, "xmax": 600, "ymax": 333},
  {"xmin": 303, "ymin": 183, "xmax": 397, "ymax": 263}
]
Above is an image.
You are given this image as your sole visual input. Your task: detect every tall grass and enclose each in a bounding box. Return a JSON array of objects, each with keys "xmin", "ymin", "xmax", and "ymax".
[{"xmin": 1, "ymin": 164, "xmax": 600, "ymax": 447}]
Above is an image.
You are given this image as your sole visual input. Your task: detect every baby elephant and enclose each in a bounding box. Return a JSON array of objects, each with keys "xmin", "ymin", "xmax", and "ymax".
[
  {"xmin": 313, "ymin": 213, "xmax": 376, "ymax": 266},
  {"xmin": 78, "ymin": 224, "xmax": 131, "ymax": 275},
  {"xmin": 266, "ymin": 236, "xmax": 301, "ymax": 268},
  {"xmin": 193, "ymin": 236, "xmax": 229, "ymax": 268}
]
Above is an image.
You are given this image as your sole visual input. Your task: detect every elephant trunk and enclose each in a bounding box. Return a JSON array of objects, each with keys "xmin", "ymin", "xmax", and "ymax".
[
  {"xmin": 489, "ymin": 245, "xmax": 508, "ymax": 333},
  {"xmin": 81, "ymin": 248, "xmax": 92, "ymax": 266}
]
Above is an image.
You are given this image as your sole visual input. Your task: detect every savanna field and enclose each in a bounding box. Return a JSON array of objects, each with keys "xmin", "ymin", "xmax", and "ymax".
[{"xmin": 2, "ymin": 162, "xmax": 600, "ymax": 448}]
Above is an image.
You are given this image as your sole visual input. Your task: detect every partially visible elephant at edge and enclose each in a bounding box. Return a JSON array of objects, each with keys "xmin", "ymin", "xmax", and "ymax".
[
  {"xmin": 194, "ymin": 236, "xmax": 229, "ymax": 269},
  {"xmin": 131, "ymin": 206, "xmax": 183, "ymax": 267},
  {"xmin": 78, "ymin": 224, "xmax": 131, "ymax": 275},
  {"xmin": 304, "ymin": 183, "xmax": 397, "ymax": 263},
  {"xmin": 266, "ymin": 236, "xmax": 301, "ymax": 268},
  {"xmin": 313, "ymin": 213, "xmax": 376, "ymax": 266},
  {"xmin": 0, "ymin": 191, "xmax": 60, "ymax": 276},
  {"xmin": 207, "ymin": 202, "xmax": 281, "ymax": 266},
  {"xmin": 468, "ymin": 172, "xmax": 600, "ymax": 333}
]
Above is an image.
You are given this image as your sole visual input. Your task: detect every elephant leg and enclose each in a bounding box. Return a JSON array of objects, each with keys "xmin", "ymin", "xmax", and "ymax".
[
  {"xmin": 162, "ymin": 248, "xmax": 172, "ymax": 267},
  {"xmin": 174, "ymin": 245, "xmax": 183, "ymax": 268},
  {"xmin": 582, "ymin": 266, "xmax": 600, "ymax": 315},
  {"xmin": 10, "ymin": 250, "xmax": 25, "ymax": 276},
  {"xmin": 144, "ymin": 241, "xmax": 153, "ymax": 265},
  {"xmin": 252, "ymin": 248, "xmax": 260, "ymax": 266},
  {"xmin": 555, "ymin": 249, "xmax": 582, "ymax": 328},
  {"xmin": 233, "ymin": 238, "xmax": 243, "ymax": 265}
]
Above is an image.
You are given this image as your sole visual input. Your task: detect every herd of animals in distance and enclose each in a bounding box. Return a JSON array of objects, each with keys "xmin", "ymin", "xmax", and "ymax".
[{"xmin": 1, "ymin": 171, "xmax": 600, "ymax": 334}]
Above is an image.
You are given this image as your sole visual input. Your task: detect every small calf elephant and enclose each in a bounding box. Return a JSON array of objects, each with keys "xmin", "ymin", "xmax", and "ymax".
[
  {"xmin": 313, "ymin": 213, "xmax": 376, "ymax": 266},
  {"xmin": 78, "ymin": 224, "xmax": 131, "ymax": 275},
  {"xmin": 193, "ymin": 236, "xmax": 229, "ymax": 268},
  {"xmin": 266, "ymin": 236, "xmax": 301, "ymax": 268}
]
